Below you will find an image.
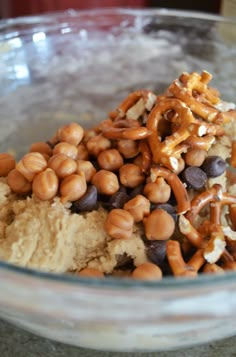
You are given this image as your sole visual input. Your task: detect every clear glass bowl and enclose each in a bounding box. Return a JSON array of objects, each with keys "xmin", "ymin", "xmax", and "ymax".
[{"xmin": 0, "ymin": 8, "xmax": 236, "ymax": 352}]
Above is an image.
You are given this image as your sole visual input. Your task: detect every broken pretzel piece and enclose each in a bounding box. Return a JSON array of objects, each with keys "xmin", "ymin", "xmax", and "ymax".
[
  {"xmin": 169, "ymin": 71, "xmax": 236, "ymax": 124},
  {"xmin": 166, "ymin": 240, "xmax": 198, "ymax": 277},
  {"xmin": 111, "ymin": 89, "xmax": 157, "ymax": 121},
  {"xmin": 179, "ymin": 184, "xmax": 236, "ymax": 265}
]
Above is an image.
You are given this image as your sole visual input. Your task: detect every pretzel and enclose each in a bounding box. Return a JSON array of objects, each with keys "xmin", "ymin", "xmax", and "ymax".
[
  {"xmin": 203, "ymin": 263, "xmax": 225, "ymax": 274},
  {"xmin": 180, "ymin": 219, "xmax": 226, "ymax": 264},
  {"xmin": 112, "ymin": 89, "xmax": 157, "ymax": 120},
  {"xmin": 146, "ymin": 98, "xmax": 196, "ymax": 171},
  {"xmin": 229, "ymin": 204, "xmax": 236, "ymax": 231},
  {"xmin": 150, "ymin": 166, "xmax": 190, "ymax": 214},
  {"xmin": 139, "ymin": 139, "xmax": 152, "ymax": 173},
  {"xmin": 102, "ymin": 126, "xmax": 151, "ymax": 140},
  {"xmin": 179, "ymin": 184, "xmax": 236, "ymax": 264},
  {"xmin": 186, "ymin": 184, "xmax": 236, "ymax": 225},
  {"xmin": 219, "ymin": 248, "xmax": 236, "ymax": 271},
  {"xmin": 230, "ymin": 140, "xmax": 236, "ymax": 168},
  {"xmin": 169, "ymin": 77, "xmax": 236, "ymax": 125},
  {"xmin": 178, "ymin": 215, "xmax": 204, "ymax": 248},
  {"xmin": 202, "ymin": 225, "xmax": 226, "ymax": 264},
  {"xmin": 98, "ymin": 112, "xmax": 152, "ymax": 140},
  {"xmin": 113, "ymin": 118, "xmax": 142, "ymax": 129},
  {"xmin": 184, "ymin": 135, "xmax": 215, "ymax": 150},
  {"xmin": 222, "ymin": 261, "xmax": 236, "ymax": 271},
  {"xmin": 171, "ymin": 113, "xmax": 224, "ymax": 137},
  {"xmin": 166, "ymin": 240, "xmax": 197, "ymax": 277},
  {"xmin": 96, "ymin": 117, "xmax": 141, "ymax": 132},
  {"xmin": 179, "ymin": 71, "xmax": 220, "ymax": 105},
  {"xmin": 187, "ymin": 248, "xmax": 205, "ymax": 272}
]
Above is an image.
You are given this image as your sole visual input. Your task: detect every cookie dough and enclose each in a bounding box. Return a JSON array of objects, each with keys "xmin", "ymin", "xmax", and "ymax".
[{"xmin": 0, "ymin": 181, "xmax": 147, "ymax": 273}]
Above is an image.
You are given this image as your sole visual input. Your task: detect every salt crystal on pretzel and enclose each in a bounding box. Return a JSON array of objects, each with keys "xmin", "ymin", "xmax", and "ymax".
[
  {"xmin": 203, "ymin": 227, "xmax": 226, "ymax": 264},
  {"xmin": 222, "ymin": 226, "xmax": 236, "ymax": 241}
]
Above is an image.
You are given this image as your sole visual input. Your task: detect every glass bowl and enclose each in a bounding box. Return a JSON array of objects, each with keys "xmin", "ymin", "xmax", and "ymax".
[{"xmin": 0, "ymin": 8, "xmax": 236, "ymax": 352}]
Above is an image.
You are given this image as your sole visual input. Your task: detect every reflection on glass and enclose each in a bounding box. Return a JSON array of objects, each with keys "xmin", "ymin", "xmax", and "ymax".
[
  {"xmin": 32, "ymin": 32, "xmax": 46, "ymax": 43},
  {"xmin": 8, "ymin": 37, "xmax": 22, "ymax": 49},
  {"xmin": 12, "ymin": 64, "xmax": 30, "ymax": 80},
  {"xmin": 61, "ymin": 27, "xmax": 72, "ymax": 34}
]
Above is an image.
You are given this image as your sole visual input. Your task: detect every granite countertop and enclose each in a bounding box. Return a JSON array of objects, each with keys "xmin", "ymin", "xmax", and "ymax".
[{"xmin": 0, "ymin": 319, "xmax": 236, "ymax": 357}]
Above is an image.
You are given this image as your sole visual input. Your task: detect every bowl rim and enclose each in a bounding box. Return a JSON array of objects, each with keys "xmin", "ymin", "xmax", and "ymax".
[
  {"xmin": 1, "ymin": 259, "xmax": 236, "ymax": 290},
  {"xmin": 1, "ymin": 7, "xmax": 236, "ymax": 35},
  {"xmin": 0, "ymin": 7, "xmax": 236, "ymax": 290}
]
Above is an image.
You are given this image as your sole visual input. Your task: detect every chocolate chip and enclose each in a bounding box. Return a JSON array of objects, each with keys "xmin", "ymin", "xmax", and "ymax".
[
  {"xmin": 151, "ymin": 203, "xmax": 177, "ymax": 222},
  {"xmin": 201, "ymin": 156, "xmax": 227, "ymax": 178},
  {"xmin": 46, "ymin": 140, "xmax": 55, "ymax": 149},
  {"xmin": 91, "ymin": 159, "xmax": 100, "ymax": 171},
  {"xmin": 108, "ymin": 191, "xmax": 130, "ymax": 210},
  {"xmin": 181, "ymin": 166, "xmax": 207, "ymax": 190},
  {"xmin": 71, "ymin": 185, "xmax": 98, "ymax": 213},
  {"xmin": 168, "ymin": 192, "xmax": 177, "ymax": 206},
  {"xmin": 129, "ymin": 184, "xmax": 144, "ymax": 199},
  {"xmin": 115, "ymin": 253, "xmax": 134, "ymax": 269},
  {"xmin": 145, "ymin": 240, "xmax": 167, "ymax": 266},
  {"xmin": 97, "ymin": 193, "xmax": 110, "ymax": 209},
  {"xmin": 118, "ymin": 185, "xmax": 128, "ymax": 194}
]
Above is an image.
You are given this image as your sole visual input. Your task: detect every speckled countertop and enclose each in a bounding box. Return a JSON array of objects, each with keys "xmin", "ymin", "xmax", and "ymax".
[{"xmin": 1, "ymin": 319, "xmax": 236, "ymax": 357}]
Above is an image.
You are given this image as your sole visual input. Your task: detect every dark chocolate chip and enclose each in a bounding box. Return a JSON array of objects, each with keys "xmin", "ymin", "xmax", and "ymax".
[
  {"xmin": 108, "ymin": 191, "xmax": 130, "ymax": 210},
  {"xmin": 71, "ymin": 185, "xmax": 98, "ymax": 213},
  {"xmin": 91, "ymin": 159, "xmax": 100, "ymax": 171},
  {"xmin": 46, "ymin": 140, "xmax": 55, "ymax": 149},
  {"xmin": 118, "ymin": 185, "xmax": 128, "ymax": 194},
  {"xmin": 97, "ymin": 193, "xmax": 110, "ymax": 202},
  {"xmin": 168, "ymin": 191, "xmax": 177, "ymax": 206},
  {"xmin": 150, "ymin": 203, "xmax": 177, "ymax": 222},
  {"xmin": 201, "ymin": 156, "xmax": 227, "ymax": 178},
  {"xmin": 129, "ymin": 184, "xmax": 144, "ymax": 199},
  {"xmin": 97, "ymin": 193, "xmax": 111, "ymax": 209},
  {"xmin": 145, "ymin": 240, "xmax": 167, "ymax": 266},
  {"xmin": 115, "ymin": 253, "xmax": 134, "ymax": 269},
  {"xmin": 181, "ymin": 166, "xmax": 207, "ymax": 190}
]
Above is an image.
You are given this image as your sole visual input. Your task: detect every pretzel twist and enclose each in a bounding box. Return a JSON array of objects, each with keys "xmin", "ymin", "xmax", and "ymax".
[{"xmin": 146, "ymin": 98, "xmax": 196, "ymax": 171}]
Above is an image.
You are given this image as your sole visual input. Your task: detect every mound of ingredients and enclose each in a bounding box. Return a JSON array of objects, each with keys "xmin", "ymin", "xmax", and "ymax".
[{"xmin": 0, "ymin": 70, "xmax": 236, "ymax": 280}]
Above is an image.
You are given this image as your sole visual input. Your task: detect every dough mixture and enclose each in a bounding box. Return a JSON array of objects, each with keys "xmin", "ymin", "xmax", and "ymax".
[{"xmin": 0, "ymin": 70, "xmax": 235, "ymax": 280}]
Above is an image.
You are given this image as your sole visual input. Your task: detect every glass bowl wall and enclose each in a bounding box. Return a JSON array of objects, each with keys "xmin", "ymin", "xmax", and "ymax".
[{"xmin": 0, "ymin": 8, "xmax": 236, "ymax": 352}]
